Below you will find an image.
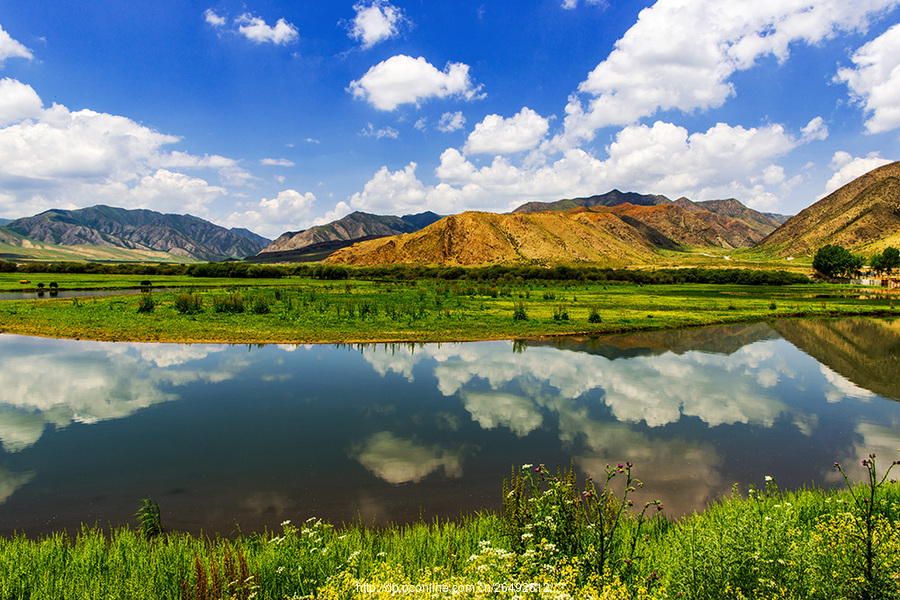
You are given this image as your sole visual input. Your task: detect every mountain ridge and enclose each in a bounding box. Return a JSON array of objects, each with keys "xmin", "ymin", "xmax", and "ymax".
[
  {"xmin": 255, "ymin": 211, "xmax": 443, "ymax": 259},
  {"xmin": 5, "ymin": 205, "xmax": 269, "ymax": 262},
  {"xmin": 758, "ymin": 161, "xmax": 900, "ymax": 256}
]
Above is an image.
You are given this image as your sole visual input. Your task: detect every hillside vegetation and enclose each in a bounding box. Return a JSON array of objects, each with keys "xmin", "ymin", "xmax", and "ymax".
[
  {"xmin": 759, "ymin": 161, "xmax": 900, "ymax": 257},
  {"xmin": 2, "ymin": 205, "xmax": 268, "ymax": 262}
]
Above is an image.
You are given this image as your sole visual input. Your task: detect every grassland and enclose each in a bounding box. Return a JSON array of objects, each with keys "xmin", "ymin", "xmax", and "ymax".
[
  {"xmin": 1, "ymin": 460, "xmax": 898, "ymax": 599},
  {"xmin": 0, "ymin": 270, "xmax": 896, "ymax": 343}
]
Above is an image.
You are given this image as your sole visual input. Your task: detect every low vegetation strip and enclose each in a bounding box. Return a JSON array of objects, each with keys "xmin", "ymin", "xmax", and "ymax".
[
  {"xmin": 0, "ymin": 276, "xmax": 895, "ymax": 343},
  {"xmin": 1, "ymin": 455, "xmax": 898, "ymax": 599}
]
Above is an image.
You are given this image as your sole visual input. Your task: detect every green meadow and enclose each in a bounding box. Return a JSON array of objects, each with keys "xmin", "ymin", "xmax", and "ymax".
[{"xmin": 0, "ymin": 269, "xmax": 896, "ymax": 343}]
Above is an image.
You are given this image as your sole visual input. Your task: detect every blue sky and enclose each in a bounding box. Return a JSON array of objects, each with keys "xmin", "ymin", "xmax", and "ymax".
[{"xmin": 0, "ymin": 0, "xmax": 898, "ymax": 238}]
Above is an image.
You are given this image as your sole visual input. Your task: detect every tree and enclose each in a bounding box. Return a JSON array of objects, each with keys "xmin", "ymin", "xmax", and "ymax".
[
  {"xmin": 882, "ymin": 246, "xmax": 899, "ymax": 274},
  {"xmin": 813, "ymin": 244, "xmax": 858, "ymax": 278},
  {"xmin": 871, "ymin": 252, "xmax": 885, "ymax": 275}
]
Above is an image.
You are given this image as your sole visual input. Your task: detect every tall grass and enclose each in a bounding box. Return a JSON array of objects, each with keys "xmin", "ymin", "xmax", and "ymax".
[{"xmin": 1, "ymin": 456, "xmax": 898, "ymax": 599}]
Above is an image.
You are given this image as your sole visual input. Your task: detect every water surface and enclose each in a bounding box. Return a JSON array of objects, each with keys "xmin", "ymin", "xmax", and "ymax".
[{"xmin": 0, "ymin": 318, "xmax": 897, "ymax": 536}]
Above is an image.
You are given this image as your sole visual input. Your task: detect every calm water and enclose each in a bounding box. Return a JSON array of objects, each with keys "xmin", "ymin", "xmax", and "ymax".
[{"xmin": 0, "ymin": 318, "xmax": 898, "ymax": 536}]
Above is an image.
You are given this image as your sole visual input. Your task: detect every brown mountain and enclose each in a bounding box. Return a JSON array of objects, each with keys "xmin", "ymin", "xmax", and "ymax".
[
  {"xmin": 516, "ymin": 190, "xmax": 782, "ymax": 247},
  {"xmin": 257, "ymin": 211, "xmax": 442, "ymax": 260},
  {"xmin": 603, "ymin": 202, "xmax": 773, "ymax": 248},
  {"xmin": 324, "ymin": 190, "xmax": 788, "ymax": 266},
  {"xmin": 773, "ymin": 318, "xmax": 900, "ymax": 401},
  {"xmin": 758, "ymin": 161, "xmax": 900, "ymax": 256},
  {"xmin": 513, "ymin": 189, "xmax": 670, "ymax": 213},
  {"xmin": 324, "ymin": 210, "xmax": 668, "ymax": 266}
]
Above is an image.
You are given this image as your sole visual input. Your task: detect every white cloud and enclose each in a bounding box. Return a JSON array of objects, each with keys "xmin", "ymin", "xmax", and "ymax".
[
  {"xmin": 0, "ymin": 80, "xmax": 242, "ymax": 218},
  {"xmin": 801, "ymin": 116, "xmax": 829, "ymax": 142},
  {"xmin": 464, "ymin": 107, "xmax": 550, "ymax": 154},
  {"xmin": 351, "ymin": 431, "xmax": 463, "ymax": 484},
  {"xmin": 125, "ymin": 169, "xmax": 227, "ymax": 215},
  {"xmin": 0, "ymin": 77, "xmax": 43, "ymax": 126},
  {"xmin": 260, "ymin": 158, "xmax": 295, "ymax": 167},
  {"xmin": 235, "ymin": 13, "xmax": 299, "ymax": 45},
  {"xmin": 345, "ymin": 118, "xmax": 805, "ymax": 216},
  {"xmin": 349, "ymin": 55, "xmax": 482, "ymax": 111},
  {"xmin": 223, "ymin": 189, "xmax": 316, "ymax": 238},
  {"xmin": 360, "ymin": 123, "xmax": 400, "ymax": 139},
  {"xmin": 348, "ymin": 1, "xmax": 406, "ymax": 48},
  {"xmin": 836, "ymin": 23, "xmax": 900, "ymax": 133},
  {"xmin": 561, "ymin": 0, "xmax": 608, "ymax": 8},
  {"xmin": 346, "ymin": 162, "xmax": 430, "ymax": 214},
  {"xmin": 557, "ymin": 0, "xmax": 900, "ymax": 147},
  {"xmin": 461, "ymin": 391, "xmax": 543, "ymax": 437},
  {"xmin": 437, "ymin": 111, "xmax": 466, "ymax": 133},
  {"xmin": 823, "ymin": 151, "xmax": 892, "ymax": 195},
  {"xmin": 0, "ymin": 24, "xmax": 32, "ymax": 64},
  {"xmin": 204, "ymin": 8, "xmax": 227, "ymax": 27}
]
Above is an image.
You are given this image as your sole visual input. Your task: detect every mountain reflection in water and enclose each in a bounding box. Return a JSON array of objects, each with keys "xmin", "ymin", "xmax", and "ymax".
[{"xmin": 0, "ymin": 318, "xmax": 898, "ymax": 537}]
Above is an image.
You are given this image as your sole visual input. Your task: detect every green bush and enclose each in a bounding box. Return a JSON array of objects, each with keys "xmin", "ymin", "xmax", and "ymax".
[
  {"xmin": 137, "ymin": 292, "xmax": 156, "ymax": 313},
  {"xmin": 174, "ymin": 292, "xmax": 203, "ymax": 315}
]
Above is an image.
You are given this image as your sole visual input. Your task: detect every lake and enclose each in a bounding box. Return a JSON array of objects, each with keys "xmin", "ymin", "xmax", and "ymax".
[{"xmin": 0, "ymin": 317, "xmax": 898, "ymax": 537}]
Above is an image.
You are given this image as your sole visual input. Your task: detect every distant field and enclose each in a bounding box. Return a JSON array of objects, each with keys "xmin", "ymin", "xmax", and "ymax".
[{"xmin": 0, "ymin": 274, "xmax": 894, "ymax": 343}]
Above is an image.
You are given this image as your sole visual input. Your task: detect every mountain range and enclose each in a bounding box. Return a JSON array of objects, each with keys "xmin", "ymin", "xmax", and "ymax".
[
  {"xmin": 252, "ymin": 211, "xmax": 443, "ymax": 263},
  {"xmin": 1, "ymin": 205, "xmax": 270, "ymax": 262},
  {"xmin": 323, "ymin": 192, "xmax": 786, "ymax": 266},
  {"xmin": 1, "ymin": 160, "xmax": 897, "ymax": 265}
]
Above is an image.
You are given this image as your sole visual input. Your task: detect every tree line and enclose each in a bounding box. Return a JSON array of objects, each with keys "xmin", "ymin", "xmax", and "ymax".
[
  {"xmin": 0, "ymin": 259, "xmax": 810, "ymax": 286},
  {"xmin": 813, "ymin": 244, "xmax": 899, "ymax": 279}
]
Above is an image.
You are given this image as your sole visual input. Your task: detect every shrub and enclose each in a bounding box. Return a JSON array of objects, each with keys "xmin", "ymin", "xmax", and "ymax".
[
  {"xmin": 512, "ymin": 300, "xmax": 528, "ymax": 321},
  {"xmin": 213, "ymin": 292, "xmax": 244, "ymax": 313},
  {"xmin": 553, "ymin": 304, "xmax": 570, "ymax": 321},
  {"xmin": 137, "ymin": 292, "xmax": 156, "ymax": 313},
  {"xmin": 588, "ymin": 306, "xmax": 602, "ymax": 323},
  {"xmin": 251, "ymin": 294, "xmax": 271, "ymax": 315},
  {"xmin": 174, "ymin": 292, "xmax": 203, "ymax": 315}
]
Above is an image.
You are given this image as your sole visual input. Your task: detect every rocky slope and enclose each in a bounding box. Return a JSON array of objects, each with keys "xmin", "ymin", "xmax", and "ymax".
[
  {"xmin": 324, "ymin": 194, "xmax": 784, "ymax": 266},
  {"xmin": 5, "ymin": 205, "xmax": 268, "ymax": 261},
  {"xmin": 257, "ymin": 211, "xmax": 442, "ymax": 259},
  {"xmin": 758, "ymin": 161, "xmax": 900, "ymax": 256}
]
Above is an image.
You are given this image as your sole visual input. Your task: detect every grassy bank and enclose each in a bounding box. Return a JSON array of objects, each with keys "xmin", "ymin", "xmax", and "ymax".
[
  {"xmin": 0, "ymin": 276, "xmax": 895, "ymax": 343},
  {"xmin": 2, "ymin": 457, "xmax": 898, "ymax": 599}
]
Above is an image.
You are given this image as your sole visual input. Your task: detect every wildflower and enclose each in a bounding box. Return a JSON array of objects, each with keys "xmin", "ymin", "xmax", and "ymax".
[{"xmin": 765, "ymin": 475, "xmax": 773, "ymax": 482}]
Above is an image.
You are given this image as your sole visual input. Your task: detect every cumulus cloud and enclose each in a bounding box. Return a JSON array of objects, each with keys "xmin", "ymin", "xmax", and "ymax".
[
  {"xmin": 348, "ymin": 0, "xmax": 406, "ymax": 48},
  {"xmin": 351, "ymin": 431, "xmax": 463, "ymax": 484},
  {"xmin": 0, "ymin": 77, "xmax": 43, "ymax": 126},
  {"xmin": 824, "ymin": 151, "xmax": 892, "ymax": 195},
  {"xmin": 346, "ymin": 119, "xmax": 803, "ymax": 215},
  {"xmin": 203, "ymin": 8, "xmax": 227, "ymax": 27},
  {"xmin": 0, "ymin": 79, "xmax": 244, "ymax": 218},
  {"xmin": 223, "ymin": 189, "xmax": 316, "ymax": 238},
  {"xmin": 349, "ymin": 55, "xmax": 482, "ymax": 111},
  {"xmin": 205, "ymin": 10, "xmax": 299, "ymax": 45},
  {"xmin": 0, "ymin": 337, "xmax": 179, "ymax": 452},
  {"xmin": 235, "ymin": 13, "xmax": 299, "ymax": 45},
  {"xmin": 346, "ymin": 162, "xmax": 430, "ymax": 214},
  {"xmin": 464, "ymin": 107, "xmax": 550, "ymax": 155},
  {"xmin": 557, "ymin": 0, "xmax": 900, "ymax": 147},
  {"xmin": 437, "ymin": 111, "xmax": 466, "ymax": 133},
  {"xmin": 125, "ymin": 169, "xmax": 227, "ymax": 215},
  {"xmin": 0, "ymin": 24, "xmax": 32, "ymax": 64},
  {"xmin": 836, "ymin": 23, "xmax": 900, "ymax": 133}
]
